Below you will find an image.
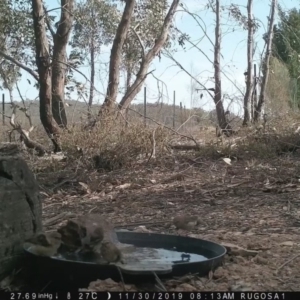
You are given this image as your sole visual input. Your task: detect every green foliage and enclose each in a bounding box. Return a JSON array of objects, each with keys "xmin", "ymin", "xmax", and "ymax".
[
  {"xmin": 272, "ymin": 6, "xmax": 300, "ymax": 108},
  {"xmin": 266, "ymin": 57, "xmax": 292, "ymax": 113},
  {"xmin": 69, "ymin": 0, "xmax": 176, "ymax": 93},
  {"xmin": 71, "ymin": 0, "xmax": 119, "ymax": 52},
  {"xmin": 0, "ymin": 0, "xmax": 34, "ymax": 91},
  {"xmin": 227, "ymin": 4, "xmax": 260, "ymax": 32},
  {"xmin": 68, "ymin": 0, "xmax": 119, "ymax": 98},
  {"xmin": 273, "ymin": 7, "xmax": 300, "ymax": 65},
  {"xmin": 122, "ymin": 0, "xmax": 175, "ymax": 83}
]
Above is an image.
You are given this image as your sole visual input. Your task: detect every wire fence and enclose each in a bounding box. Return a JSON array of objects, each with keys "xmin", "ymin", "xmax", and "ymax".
[{"xmin": 0, "ymin": 88, "xmax": 219, "ymax": 142}]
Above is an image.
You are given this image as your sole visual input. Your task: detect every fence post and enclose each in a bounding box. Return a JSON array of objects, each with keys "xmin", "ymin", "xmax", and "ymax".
[
  {"xmin": 252, "ymin": 64, "xmax": 258, "ymax": 121},
  {"xmin": 144, "ymin": 86, "xmax": 146, "ymax": 126},
  {"xmin": 180, "ymin": 102, "xmax": 183, "ymax": 124},
  {"xmin": 173, "ymin": 90, "xmax": 175, "ymax": 129},
  {"xmin": 2, "ymin": 94, "xmax": 4, "ymax": 126}
]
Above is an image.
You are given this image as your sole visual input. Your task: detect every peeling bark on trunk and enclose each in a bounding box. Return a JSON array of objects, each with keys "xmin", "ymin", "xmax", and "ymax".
[
  {"xmin": 98, "ymin": 0, "xmax": 136, "ymax": 116},
  {"xmin": 254, "ymin": 0, "xmax": 277, "ymax": 122},
  {"xmin": 243, "ymin": 0, "xmax": 254, "ymax": 126},
  {"xmin": 123, "ymin": 68, "xmax": 132, "ymax": 124},
  {"xmin": 118, "ymin": 0, "xmax": 180, "ymax": 111},
  {"xmin": 126, "ymin": 68, "xmax": 132, "ymax": 91},
  {"xmin": 32, "ymin": 0, "xmax": 61, "ymax": 152},
  {"xmin": 51, "ymin": 0, "xmax": 74, "ymax": 128},
  {"xmin": 8, "ymin": 89, "xmax": 13, "ymax": 104},
  {"xmin": 214, "ymin": 0, "xmax": 231, "ymax": 135},
  {"xmin": 88, "ymin": 39, "xmax": 95, "ymax": 119}
]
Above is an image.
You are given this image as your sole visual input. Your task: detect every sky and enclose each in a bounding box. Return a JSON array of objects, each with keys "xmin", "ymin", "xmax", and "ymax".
[{"xmin": 7, "ymin": 0, "xmax": 300, "ymax": 116}]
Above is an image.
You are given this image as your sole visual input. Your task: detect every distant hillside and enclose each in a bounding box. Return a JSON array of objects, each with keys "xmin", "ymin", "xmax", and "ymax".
[{"xmin": 0, "ymin": 99, "xmax": 242, "ymax": 134}]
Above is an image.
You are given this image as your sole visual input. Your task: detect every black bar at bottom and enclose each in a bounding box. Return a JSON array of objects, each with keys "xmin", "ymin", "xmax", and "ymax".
[{"xmin": 0, "ymin": 291, "xmax": 297, "ymax": 300}]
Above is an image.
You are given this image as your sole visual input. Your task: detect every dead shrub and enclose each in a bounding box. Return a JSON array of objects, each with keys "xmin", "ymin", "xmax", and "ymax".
[
  {"xmin": 195, "ymin": 115, "xmax": 300, "ymax": 160},
  {"xmin": 60, "ymin": 118, "xmax": 170, "ymax": 169}
]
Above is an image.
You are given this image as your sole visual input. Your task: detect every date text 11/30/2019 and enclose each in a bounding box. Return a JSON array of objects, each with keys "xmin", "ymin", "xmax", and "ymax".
[{"xmin": 5, "ymin": 292, "xmax": 291, "ymax": 300}]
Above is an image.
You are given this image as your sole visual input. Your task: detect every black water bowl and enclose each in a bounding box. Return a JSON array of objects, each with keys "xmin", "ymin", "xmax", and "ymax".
[{"xmin": 23, "ymin": 231, "xmax": 226, "ymax": 291}]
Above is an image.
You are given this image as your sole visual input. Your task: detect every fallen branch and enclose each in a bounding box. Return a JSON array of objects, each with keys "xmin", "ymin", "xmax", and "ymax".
[
  {"xmin": 44, "ymin": 212, "xmax": 67, "ymax": 226},
  {"xmin": 9, "ymin": 103, "xmax": 48, "ymax": 156},
  {"xmin": 169, "ymin": 144, "xmax": 201, "ymax": 150},
  {"xmin": 153, "ymin": 272, "xmax": 167, "ymax": 292},
  {"xmin": 276, "ymin": 254, "xmax": 300, "ymax": 274}
]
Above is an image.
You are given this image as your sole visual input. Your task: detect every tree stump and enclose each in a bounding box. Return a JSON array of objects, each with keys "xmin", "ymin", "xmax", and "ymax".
[{"xmin": 0, "ymin": 156, "xmax": 42, "ymax": 278}]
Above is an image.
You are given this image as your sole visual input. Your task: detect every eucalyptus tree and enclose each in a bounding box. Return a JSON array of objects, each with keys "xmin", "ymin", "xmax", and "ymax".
[
  {"xmin": 213, "ymin": 0, "xmax": 232, "ymax": 134},
  {"xmin": 243, "ymin": 0, "xmax": 254, "ymax": 125},
  {"xmin": 121, "ymin": 0, "xmax": 169, "ymax": 92},
  {"xmin": 0, "ymin": 0, "xmax": 74, "ymax": 151},
  {"xmin": 0, "ymin": 0, "xmax": 34, "ymax": 101},
  {"xmin": 272, "ymin": 7, "xmax": 300, "ymax": 108},
  {"xmin": 118, "ymin": 0, "xmax": 177, "ymax": 111},
  {"xmin": 227, "ymin": 3, "xmax": 260, "ymax": 125},
  {"xmin": 98, "ymin": 0, "xmax": 180, "ymax": 118},
  {"xmin": 254, "ymin": 0, "xmax": 277, "ymax": 121},
  {"xmin": 70, "ymin": 0, "xmax": 119, "ymax": 117}
]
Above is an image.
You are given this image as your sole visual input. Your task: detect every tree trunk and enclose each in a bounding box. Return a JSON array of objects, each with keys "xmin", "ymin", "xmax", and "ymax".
[
  {"xmin": 243, "ymin": 0, "xmax": 254, "ymax": 126},
  {"xmin": 118, "ymin": 0, "xmax": 180, "ymax": 111},
  {"xmin": 251, "ymin": 63, "xmax": 258, "ymax": 120},
  {"xmin": 214, "ymin": 0, "xmax": 231, "ymax": 135},
  {"xmin": 32, "ymin": 0, "xmax": 61, "ymax": 152},
  {"xmin": 88, "ymin": 39, "xmax": 95, "ymax": 119},
  {"xmin": 98, "ymin": 0, "xmax": 136, "ymax": 116},
  {"xmin": 51, "ymin": 0, "xmax": 74, "ymax": 128},
  {"xmin": 126, "ymin": 68, "xmax": 132, "ymax": 91},
  {"xmin": 123, "ymin": 68, "xmax": 132, "ymax": 124},
  {"xmin": 254, "ymin": 0, "xmax": 277, "ymax": 122},
  {"xmin": 8, "ymin": 88, "xmax": 13, "ymax": 104}
]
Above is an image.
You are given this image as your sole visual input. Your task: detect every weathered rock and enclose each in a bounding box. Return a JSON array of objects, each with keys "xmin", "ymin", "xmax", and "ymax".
[
  {"xmin": 0, "ymin": 156, "xmax": 42, "ymax": 278},
  {"xmin": 0, "ymin": 143, "xmax": 23, "ymax": 156}
]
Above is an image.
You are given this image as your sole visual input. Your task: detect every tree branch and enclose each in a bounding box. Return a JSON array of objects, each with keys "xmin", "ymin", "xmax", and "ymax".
[
  {"xmin": 118, "ymin": 0, "xmax": 180, "ymax": 110},
  {"xmin": 0, "ymin": 50, "xmax": 39, "ymax": 81},
  {"xmin": 164, "ymin": 50, "xmax": 214, "ymax": 100},
  {"xmin": 179, "ymin": 4, "xmax": 215, "ymax": 48},
  {"xmin": 99, "ymin": 0, "xmax": 136, "ymax": 114},
  {"xmin": 9, "ymin": 103, "xmax": 47, "ymax": 156},
  {"xmin": 132, "ymin": 24, "xmax": 145, "ymax": 58},
  {"xmin": 43, "ymin": 5, "xmax": 56, "ymax": 38}
]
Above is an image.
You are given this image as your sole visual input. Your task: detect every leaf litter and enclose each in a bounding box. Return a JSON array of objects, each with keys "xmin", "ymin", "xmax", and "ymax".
[{"xmin": 34, "ymin": 155, "xmax": 300, "ymax": 291}]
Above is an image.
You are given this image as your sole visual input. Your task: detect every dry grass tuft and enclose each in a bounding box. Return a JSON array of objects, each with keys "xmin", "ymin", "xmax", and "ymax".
[
  {"xmin": 192, "ymin": 113, "xmax": 300, "ymax": 160},
  {"xmin": 61, "ymin": 117, "xmax": 171, "ymax": 170}
]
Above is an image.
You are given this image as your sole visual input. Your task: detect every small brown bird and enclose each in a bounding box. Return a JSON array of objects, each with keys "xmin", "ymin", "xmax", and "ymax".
[
  {"xmin": 58, "ymin": 217, "xmax": 105, "ymax": 254},
  {"xmin": 173, "ymin": 215, "xmax": 199, "ymax": 231},
  {"xmin": 100, "ymin": 240, "xmax": 123, "ymax": 264},
  {"xmin": 81, "ymin": 227, "xmax": 104, "ymax": 246},
  {"xmin": 24, "ymin": 232, "xmax": 62, "ymax": 257},
  {"xmin": 58, "ymin": 220, "xmax": 83, "ymax": 251}
]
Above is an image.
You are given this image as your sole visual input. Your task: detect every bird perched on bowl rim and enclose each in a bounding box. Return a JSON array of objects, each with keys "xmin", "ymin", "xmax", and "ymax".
[{"xmin": 23, "ymin": 231, "xmax": 62, "ymax": 257}]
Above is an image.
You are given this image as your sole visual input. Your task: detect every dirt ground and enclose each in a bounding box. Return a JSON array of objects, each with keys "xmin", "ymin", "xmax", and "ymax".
[{"xmin": 35, "ymin": 152, "xmax": 300, "ymax": 291}]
